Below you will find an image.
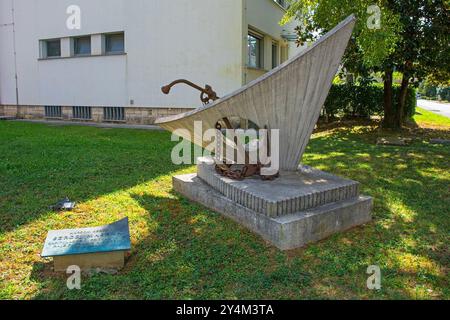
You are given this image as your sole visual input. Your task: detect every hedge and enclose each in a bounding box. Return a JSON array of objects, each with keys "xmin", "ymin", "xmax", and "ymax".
[
  {"xmin": 418, "ymin": 82, "xmax": 450, "ymax": 101},
  {"xmin": 440, "ymin": 87, "xmax": 450, "ymax": 101},
  {"xmin": 323, "ymin": 83, "xmax": 416, "ymax": 120}
]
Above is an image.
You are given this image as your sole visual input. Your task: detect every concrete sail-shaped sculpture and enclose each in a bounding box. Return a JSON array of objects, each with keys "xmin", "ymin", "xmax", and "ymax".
[
  {"xmin": 156, "ymin": 15, "xmax": 356, "ymax": 171},
  {"xmin": 157, "ymin": 16, "xmax": 372, "ymax": 250}
]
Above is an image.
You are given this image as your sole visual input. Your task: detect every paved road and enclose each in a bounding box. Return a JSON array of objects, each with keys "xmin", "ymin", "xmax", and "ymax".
[{"xmin": 417, "ymin": 99, "xmax": 450, "ymax": 118}]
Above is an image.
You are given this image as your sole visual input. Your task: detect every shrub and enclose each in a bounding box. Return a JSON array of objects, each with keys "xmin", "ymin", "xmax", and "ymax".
[
  {"xmin": 324, "ymin": 83, "xmax": 416, "ymax": 120},
  {"xmin": 417, "ymin": 81, "xmax": 450, "ymax": 101},
  {"xmin": 438, "ymin": 87, "xmax": 450, "ymax": 101},
  {"xmin": 425, "ymin": 85, "xmax": 437, "ymax": 98}
]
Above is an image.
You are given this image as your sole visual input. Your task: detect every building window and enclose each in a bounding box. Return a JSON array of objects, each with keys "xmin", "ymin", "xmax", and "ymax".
[
  {"xmin": 73, "ymin": 106, "xmax": 92, "ymax": 120},
  {"xmin": 105, "ymin": 33, "xmax": 125, "ymax": 54},
  {"xmin": 45, "ymin": 40, "xmax": 61, "ymax": 58},
  {"xmin": 74, "ymin": 36, "xmax": 91, "ymax": 56},
  {"xmin": 272, "ymin": 43, "xmax": 279, "ymax": 69},
  {"xmin": 274, "ymin": 0, "xmax": 287, "ymax": 9},
  {"xmin": 248, "ymin": 33, "xmax": 263, "ymax": 69},
  {"xmin": 45, "ymin": 106, "xmax": 62, "ymax": 118},
  {"xmin": 103, "ymin": 107, "xmax": 125, "ymax": 121}
]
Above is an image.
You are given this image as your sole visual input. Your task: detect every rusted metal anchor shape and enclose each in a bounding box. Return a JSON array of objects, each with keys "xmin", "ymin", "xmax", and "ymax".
[{"xmin": 161, "ymin": 79, "xmax": 219, "ymax": 105}]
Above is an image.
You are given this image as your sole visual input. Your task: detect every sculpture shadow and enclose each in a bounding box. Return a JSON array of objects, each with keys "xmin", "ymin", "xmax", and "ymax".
[
  {"xmin": 20, "ymin": 123, "xmax": 450, "ymax": 299},
  {"xmin": 31, "ymin": 190, "xmax": 315, "ymax": 300},
  {"xmin": 0, "ymin": 122, "xmax": 181, "ymax": 234}
]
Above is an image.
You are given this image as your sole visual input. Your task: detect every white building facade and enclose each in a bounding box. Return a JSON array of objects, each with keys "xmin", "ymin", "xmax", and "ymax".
[{"xmin": 0, "ymin": 0, "xmax": 301, "ymax": 124}]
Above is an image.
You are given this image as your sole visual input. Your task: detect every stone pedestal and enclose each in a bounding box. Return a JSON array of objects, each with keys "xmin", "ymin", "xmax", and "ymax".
[
  {"xmin": 53, "ymin": 251, "xmax": 125, "ymax": 272},
  {"xmin": 173, "ymin": 158, "xmax": 372, "ymax": 250}
]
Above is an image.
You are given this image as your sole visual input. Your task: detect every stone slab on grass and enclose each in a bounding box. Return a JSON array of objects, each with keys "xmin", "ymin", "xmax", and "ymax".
[
  {"xmin": 430, "ymin": 139, "xmax": 450, "ymax": 145},
  {"xmin": 377, "ymin": 137, "xmax": 413, "ymax": 146}
]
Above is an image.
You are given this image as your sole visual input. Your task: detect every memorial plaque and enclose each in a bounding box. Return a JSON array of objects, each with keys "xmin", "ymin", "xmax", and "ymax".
[{"xmin": 41, "ymin": 218, "xmax": 131, "ymax": 258}]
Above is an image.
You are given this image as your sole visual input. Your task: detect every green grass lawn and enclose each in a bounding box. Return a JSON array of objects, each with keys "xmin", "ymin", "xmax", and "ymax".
[
  {"xmin": 414, "ymin": 107, "xmax": 450, "ymax": 129},
  {"xmin": 0, "ymin": 119, "xmax": 448, "ymax": 300}
]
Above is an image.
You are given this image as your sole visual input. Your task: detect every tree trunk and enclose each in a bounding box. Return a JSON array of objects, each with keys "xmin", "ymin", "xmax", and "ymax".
[
  {"xmin": 382, "ymin": 67, "xmax": 396, "ymax": 128},
  {"xmin": 397, "ymin": 75, "xmax": 410, "ymax": 127}
]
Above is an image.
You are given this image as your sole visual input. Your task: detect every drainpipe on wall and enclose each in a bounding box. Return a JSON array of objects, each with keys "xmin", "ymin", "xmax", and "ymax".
[
  {"xmin": 242, "ymin": 0, "xmax": 248, "ymax": 85},
  {"xmin": 11, "ymin": 0, "xmax": 20, "ymax": 106}
]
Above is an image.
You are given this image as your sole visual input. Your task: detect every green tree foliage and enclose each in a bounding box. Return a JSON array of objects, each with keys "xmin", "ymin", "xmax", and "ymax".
[
  {"xmin": 283, "ymin": 0, "xmax": 449, "ymax": 129},
  {"xmin": 418, "ymin": 79, "xmax": 450, "ymax": 101},
  {"xmin": 282, "ymin": 0, "xmax": 401, "ymax": 69}
]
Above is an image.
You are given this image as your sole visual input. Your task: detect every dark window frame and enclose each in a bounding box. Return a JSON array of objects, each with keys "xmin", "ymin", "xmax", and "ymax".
[
  {"xmin": 272, "ymin": 42, "xmax": 279, "ymax": 69},
  {"xmin": 105, "ymin": 32, "xmax": 125, "ymax": 55},
  {"xmin": 274, "ymin": 0, "xmax": 287, "ymax": 9},
  {"xmin": 72, "ymin": 106, "xmax": 92, "ymax": 120},
  {"xmin": 74, "ymin": 36, "xmax": 91, "ymax": 56},
  {"xmin": 44, "ymin": 106, "xmax": 62, "ymax": 118},
  {"xmin": 45, "ymin": 39, "xmax": 61, "ymax": 58},
  {"xmin": 247, "ymin": 32, "xmax": 264, "ymax": 69},
  {"xmin": 103, "ymin": 107, "xmax": 125, "ymax": 122}
]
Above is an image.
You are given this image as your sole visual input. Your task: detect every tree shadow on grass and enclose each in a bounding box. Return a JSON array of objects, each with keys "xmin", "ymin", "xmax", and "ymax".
[
  {"xmin": 22, "ymin": 124, "xmax": 450, "ymax": 299},
  {"xmin": 31, "ymin": 191, "xmax": 316, "ymax": 300},
  {"xmin": 0, "ymin": 122, "xmax": 181, "ymax": 234},
  {"xmin": 300, "ymin": 127, "xmax": 449, "ymax": 297}
]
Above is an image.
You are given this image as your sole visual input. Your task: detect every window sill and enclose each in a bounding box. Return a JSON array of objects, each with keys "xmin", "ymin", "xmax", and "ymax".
[
  {"xmin": 38, "ymin": 53, "xmax": 127, "ymax": 61},
  {"xmin": 246, "ymin": 66, "xmax": 268, "ymax": 72},
  {"xmin": 41, "ymin": 56, "xmax": 62, "ymax": 60},
  {"xmin": 74, "ymin": 53, "xmax": 92, "ymax": 57},
  {"xmin": 105, "ymin": 52, "xmax": 126, "ymax": 56},
  {"xmin": 71, "ymin": 118, "xmax": 93, "ymax": 121},
  {"xmin": 103, "ymin": 120, "xmax": 126, "ymax": 123}
]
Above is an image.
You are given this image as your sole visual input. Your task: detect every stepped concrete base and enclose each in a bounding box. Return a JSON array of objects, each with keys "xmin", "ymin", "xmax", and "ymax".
[
  {"xmin": 198, "ymin": 158, "xmax": 360, "ymax": 217},
  {"xmin": 173, "ymin": 173, "xmax": 373, "ymax": 250}
]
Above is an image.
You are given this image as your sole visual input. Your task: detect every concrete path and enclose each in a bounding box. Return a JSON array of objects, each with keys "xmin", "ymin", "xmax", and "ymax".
[
  {"xmin": 10, "ymin": 119, "xmax": 163, "ymax": 131},
  {"xmin": 417, "ymin": 99, "xmax": 450, "ymax": 118}
]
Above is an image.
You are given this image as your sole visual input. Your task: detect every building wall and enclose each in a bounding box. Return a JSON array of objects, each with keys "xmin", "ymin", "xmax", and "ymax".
[
  {"xmin": 0, "ymin": 0, "xmax": 245, "ymax": 109},
  {"xmin": 246, "ymin": 0, "xmax": 290, "ymax": 39},
  {"xmin": 0, "ymin": 1, "xmax": 17, "ymax": 106},
  {"xmin": 244, "ymin": 0, "xmax": 304, "ymax": 83},
  {"xmin": 0, "ymin": 0, "xmax": 299, "ymax": 124},
  {"xmin": 0, "ymin": 104, "xmax": 192, "ymax": 125}
]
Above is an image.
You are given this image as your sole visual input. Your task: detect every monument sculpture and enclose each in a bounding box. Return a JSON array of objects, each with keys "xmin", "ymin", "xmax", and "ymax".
[{"xmin": 156, "ymin": 16, "xmax": 373, "ymax": 250}]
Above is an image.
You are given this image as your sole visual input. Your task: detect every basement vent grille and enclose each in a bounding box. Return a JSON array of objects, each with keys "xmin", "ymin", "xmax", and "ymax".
[
  {"xmin": 103, "ymin": 107, "xmax": 125, "ymax": 121},
  {"xmin": 45, "ymin": 106, "xmax": 62, "ymax": 118},
  {"xmin": 73, "ymin": 106, "xmax": 92, "ymax": 120}
]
